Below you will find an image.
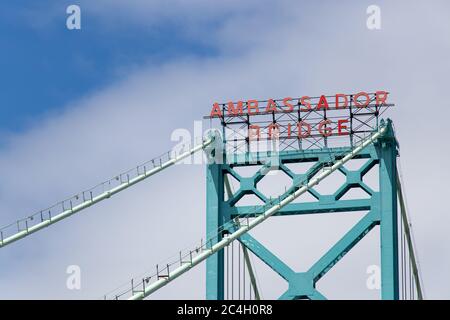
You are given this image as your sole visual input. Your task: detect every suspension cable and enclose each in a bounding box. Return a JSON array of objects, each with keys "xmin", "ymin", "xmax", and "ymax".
[
  {"xmin": 120, "ymin": 124, "xmax": 388, "ymax": 300},
  {"xmin": 397, "ymin": 163, "xmax": 424, "ymax": 300},
  {"xmin": 0, "ymin": 135, "xmax": 215, "ymax": 249}
]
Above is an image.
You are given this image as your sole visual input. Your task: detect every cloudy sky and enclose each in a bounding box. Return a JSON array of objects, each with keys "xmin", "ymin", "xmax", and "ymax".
[{"xmin": 0, "ymin": 0, "xmax": 449, "ymax": 299}]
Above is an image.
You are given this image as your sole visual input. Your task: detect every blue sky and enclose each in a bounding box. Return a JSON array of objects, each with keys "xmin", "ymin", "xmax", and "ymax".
[{"xmin": 0, "ymin": 1, "xmax": 218, "ymax": 136}]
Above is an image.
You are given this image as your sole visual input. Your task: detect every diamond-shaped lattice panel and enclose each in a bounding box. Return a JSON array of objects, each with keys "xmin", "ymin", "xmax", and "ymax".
[{"xmin": 257, "ymin": 169, "xmax": 292, "ymax": 199}]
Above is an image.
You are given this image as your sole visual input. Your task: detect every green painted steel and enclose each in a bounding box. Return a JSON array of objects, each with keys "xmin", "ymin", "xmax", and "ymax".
[
  {"xmin": 205, "ymin": 119, "xmax": 400, "ymax": 300},
  {"xmin": 378, "ymin": 123, "xmax": 399, "ymax": 299},
  {"xmin": 206, "ymin": 161, "xmax": 225, "ymax": 299},
  {"xmin": 128, "ymin": 122, "xmax": 387, "ymax": 300}
]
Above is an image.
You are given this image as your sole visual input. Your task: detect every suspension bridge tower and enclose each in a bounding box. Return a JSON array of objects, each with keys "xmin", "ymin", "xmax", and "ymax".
[
  {"xmin": 0, "ymin": 91, "xmax": 422, "ymax": 300},
  {"xmin": 205, "ymin": 92, "xmax": 411, "ymax": 300}
]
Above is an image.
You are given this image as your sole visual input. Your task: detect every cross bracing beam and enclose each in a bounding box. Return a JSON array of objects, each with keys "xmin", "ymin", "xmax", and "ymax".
[
  {"xmin": 229, "ymin": 199, "xmax": 373, "ymax": 217},
  {"xmin": 308, "ymin": 210, "xmax": 378, "ymax": 282},
  {"xmin": 232, "ymin": 217, "xmax": 261, "ymax": 300},
  {"xmin": 228, "ymin": 211, "xmax": 378, "ymax": 300},
  {"xmin": 0, "ymin": 136, "xmax": 215, "ymax": 249},
  {"xmin": 225, "ymin": 173, "xmax": 261, "ymax": 300},
  {"xmin": 233, "ymin": 232, "xmax": 295, "ymax": 281},
  {"xmin": 127, "ymin": 124, "xmax": 388, "ymax": 300}
]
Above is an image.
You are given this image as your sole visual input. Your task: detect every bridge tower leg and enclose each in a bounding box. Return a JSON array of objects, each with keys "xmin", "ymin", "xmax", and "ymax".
[
  {"xmin": 379, "ymin": 123, "xmax": 399, "ymax": 299},
  {"xmin": 206, "ymin": 162, "xmax": 226, "ymax": 300}
]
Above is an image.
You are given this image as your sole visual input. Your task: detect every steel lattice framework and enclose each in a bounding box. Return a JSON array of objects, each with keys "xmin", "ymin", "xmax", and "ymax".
[{"xmin": 206, "ymin": 119, "xmax": 399, "ymax": 299}]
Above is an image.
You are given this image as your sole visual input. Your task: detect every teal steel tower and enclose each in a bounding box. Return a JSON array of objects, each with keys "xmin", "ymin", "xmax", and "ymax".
[
  {"xmin": 206, "ymin": 95, "xmax": 400, "ymax": 300},
  {"xmin": 1, "ymin": 92, "xmax": 422, "ymax": 300}
]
